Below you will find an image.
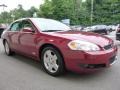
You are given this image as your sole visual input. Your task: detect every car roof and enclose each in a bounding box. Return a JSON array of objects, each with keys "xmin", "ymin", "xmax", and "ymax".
[{"xmin": 14, "ymin": 18, "xmax": 53, "ymax": 22}]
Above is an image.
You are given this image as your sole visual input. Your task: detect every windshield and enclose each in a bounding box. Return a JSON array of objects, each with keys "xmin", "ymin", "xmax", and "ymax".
[{"xmin": 32, "ymin": 18, "xmax": 71, "ymax": 32}]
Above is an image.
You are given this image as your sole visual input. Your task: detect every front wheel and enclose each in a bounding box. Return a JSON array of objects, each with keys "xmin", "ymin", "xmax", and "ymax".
[{"xmin": 41, "ymin": 46, "xmax": 65, "ymax": 76}]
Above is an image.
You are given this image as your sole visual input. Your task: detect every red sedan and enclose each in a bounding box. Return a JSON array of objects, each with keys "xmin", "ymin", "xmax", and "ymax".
[{"xmin": 1, "ymin": 18, "xmax": 118, "ymax": 76}]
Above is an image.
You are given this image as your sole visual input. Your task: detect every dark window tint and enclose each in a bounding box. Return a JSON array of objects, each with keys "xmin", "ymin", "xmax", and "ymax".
[{"xmin": 21, "ymin": 20, "xmax": 33, "ymax": 29}]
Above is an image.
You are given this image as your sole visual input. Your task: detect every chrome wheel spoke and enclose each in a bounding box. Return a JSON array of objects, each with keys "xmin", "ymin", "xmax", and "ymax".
[
  {"xmin": 52, "ymin": 64, "xmax": 59, "ymax": 71},
  {"xmin": 47, "ymin": 64, "xmax": 53, "ymax": 72},
  {"xmin": 46, "ymin": 50, "xmax": 52, "ymax": 57},
  {"xmin": 44, "ymin": 55, "xmax": 49, "ymax": 63},
  {"xmin": 52, "ymin": 55, "xmax": 57, "ymax": 62}
]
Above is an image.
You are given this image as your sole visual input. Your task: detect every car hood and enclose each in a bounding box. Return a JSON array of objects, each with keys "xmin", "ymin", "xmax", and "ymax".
[{"xmin": 44, "ymin": 31, "xmax": 113, "ymax": 47}]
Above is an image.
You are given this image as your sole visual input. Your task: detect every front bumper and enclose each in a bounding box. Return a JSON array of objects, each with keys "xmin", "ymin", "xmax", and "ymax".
[
  {"xmin": 63, "ymin": 46, "xmax": 118, "ymax": 73},
  {"xmin": 79, "ymin": 55, "xmax": 117, "ymax": 69}
]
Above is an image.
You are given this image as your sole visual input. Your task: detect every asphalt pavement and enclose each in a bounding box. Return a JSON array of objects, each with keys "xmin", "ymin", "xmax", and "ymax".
[{"xmin": 0, "ymin": 35, "xmax": 120, "ymax": 90}]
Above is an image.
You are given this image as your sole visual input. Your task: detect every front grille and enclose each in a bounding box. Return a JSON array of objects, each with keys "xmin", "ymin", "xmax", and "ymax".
[{"xmin": 104, "ymin": 44, "xmax": 112, "ymax": 50}]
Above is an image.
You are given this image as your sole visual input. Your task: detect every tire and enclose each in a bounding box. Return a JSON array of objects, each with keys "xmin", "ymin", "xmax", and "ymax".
[
  {"xmin": 4, "ymin": 41, "xmax": 14, "ymax": 56},
  {"xmin": 41, "ymin": 46, "xmax": 65, "ymax": 76}
]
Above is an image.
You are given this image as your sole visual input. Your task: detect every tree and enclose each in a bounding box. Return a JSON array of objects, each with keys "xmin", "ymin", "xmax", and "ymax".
[
  {"xmin": 0, "ymin": 11, "xmax": 11, "ymax": 23},
  {"xmin": 11, "ymin": 4, "xmax": 28, "ymax": 20},
  {"xmin": 27, "ymin": 6, "xmax": 38, "ymax": 17},
  {"xmin": 38, "ymin": 0, "xmax": 54, "ymax": 18},
  {"xmin": 38, "ymin": 0, "xmax": 88, "ymax": 25},
  {"xmin": 86, "ymin": 0, "xmax": 120, "ymax": 25},
  {"xmin": 0, "ymin": 0, "xmax": 120, "ymax": 25}
]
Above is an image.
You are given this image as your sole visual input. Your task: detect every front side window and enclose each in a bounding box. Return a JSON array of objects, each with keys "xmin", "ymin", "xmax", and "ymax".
[
  {"xmin": 21, "ymin": 20, "xmax": 33, "ymax": 29},
  {"xmin": 10, "ymin": 22, "xmax": 21, "ymax": 31}
]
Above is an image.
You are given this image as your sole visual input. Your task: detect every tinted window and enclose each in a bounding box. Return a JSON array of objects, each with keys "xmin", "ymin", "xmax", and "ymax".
[
  {"xmin": 21, "ymin": 20, "xmax": 33, "ymax": 29},
  {"xmin": 10, "ymin": 22, "xmax": 21, "ymax": 31}
]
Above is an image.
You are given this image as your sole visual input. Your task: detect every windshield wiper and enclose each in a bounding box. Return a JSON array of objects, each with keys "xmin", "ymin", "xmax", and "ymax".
[
  {"xmin": 67, "ymin": 29, "xmax": 73, "ymax": 31},
  {"xmin": 42, "ymin": 30, "xmax": 63, "ymax": 32}
]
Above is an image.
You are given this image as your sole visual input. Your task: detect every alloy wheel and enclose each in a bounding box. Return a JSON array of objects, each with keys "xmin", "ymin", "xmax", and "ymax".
[{"xmin": 43, "ymin": 50, "xmax": 59, "ymax": 73}]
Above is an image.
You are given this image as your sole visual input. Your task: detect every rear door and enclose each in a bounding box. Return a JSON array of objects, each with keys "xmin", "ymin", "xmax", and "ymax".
[{"xmin": 8, "ymin": 21, "xmax": 21, "ymax": 51}]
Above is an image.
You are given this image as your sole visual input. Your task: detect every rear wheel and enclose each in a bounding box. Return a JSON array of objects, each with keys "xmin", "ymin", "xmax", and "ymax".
[
  {"xmin": 41, "ymin": 46, "xmax": 65, "ymax": 76},
  {"xmin": 4, "ymin": 41, "xmax": 14, "ymax": 56}
]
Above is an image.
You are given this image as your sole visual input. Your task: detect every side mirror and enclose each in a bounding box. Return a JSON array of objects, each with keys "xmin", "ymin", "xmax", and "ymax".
[{"xmin": 22, "ymin": 27, "xmax": 34, "ymax": 33}]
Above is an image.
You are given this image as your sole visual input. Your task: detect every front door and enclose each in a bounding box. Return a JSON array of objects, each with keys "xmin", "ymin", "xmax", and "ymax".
[{"xmin": 18, "ymin": 20, "xmax": 38, "ymax": 57}]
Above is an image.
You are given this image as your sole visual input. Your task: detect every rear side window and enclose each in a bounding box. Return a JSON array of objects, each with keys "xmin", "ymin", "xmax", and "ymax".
[
  {"xmin": 21, "ymin": 20, "xmax": 33, "ymax": 30},
  {"xmin": 10, "ymin": 22, "xmax": 21, "ymax": 31}
]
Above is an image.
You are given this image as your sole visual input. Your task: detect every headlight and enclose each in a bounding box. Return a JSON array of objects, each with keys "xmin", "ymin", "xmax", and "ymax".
[{"xmin": 68, "ymin": 40, "xmax": 100, "ymax": 51}]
